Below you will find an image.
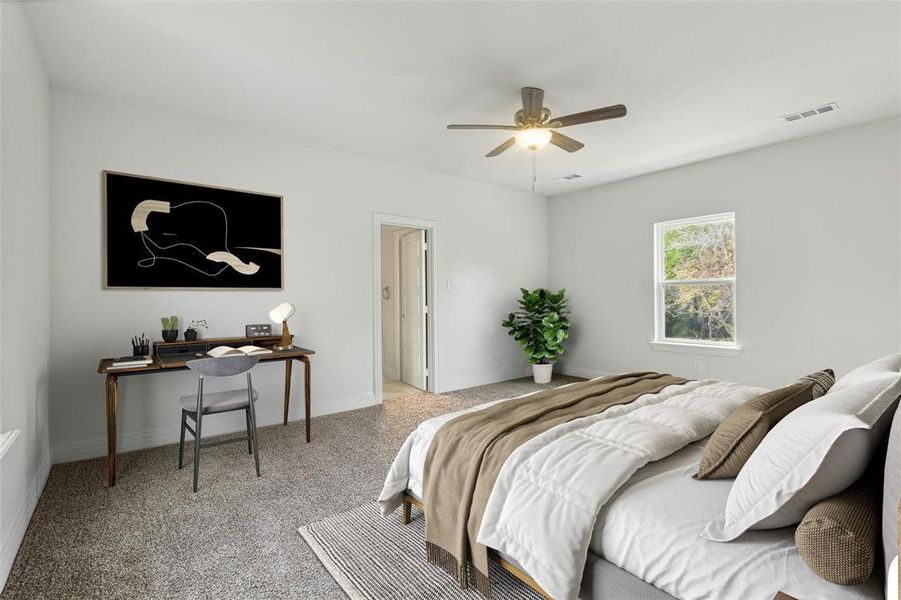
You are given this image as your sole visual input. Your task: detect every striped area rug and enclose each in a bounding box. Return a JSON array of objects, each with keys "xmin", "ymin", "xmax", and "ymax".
[{"xmin": 299, "ymin": 502, "xmax": 543, "ymax": 600}]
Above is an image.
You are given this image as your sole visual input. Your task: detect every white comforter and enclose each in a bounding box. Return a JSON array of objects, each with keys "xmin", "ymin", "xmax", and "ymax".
[{"xmin": 378, "ymin": 378, "xmax": 766, "ymax": 600}]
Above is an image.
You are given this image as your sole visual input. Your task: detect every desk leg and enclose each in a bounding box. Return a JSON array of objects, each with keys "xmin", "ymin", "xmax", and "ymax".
[
  {"xmin": 105, "ymin": 373, "xmax": 118, "ymax": 487},
  {"xmin": 283, "ymin": 359, "xmax": 293, "ymax": 426},
  {"xmin": 302, "ymin": 357, "xmax": 311, "ymax": 443}
]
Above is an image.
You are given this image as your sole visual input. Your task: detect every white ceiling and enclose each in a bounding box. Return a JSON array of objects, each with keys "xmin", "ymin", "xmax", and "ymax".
[{"xmin": 24, "ymin": 1, "xmax": 901, "ymax": 195}]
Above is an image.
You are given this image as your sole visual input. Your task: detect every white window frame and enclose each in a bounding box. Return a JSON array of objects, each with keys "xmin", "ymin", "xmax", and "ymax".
[{"xmin": 651, "ymin": 212, "xmax": 741, "ymax": 357}]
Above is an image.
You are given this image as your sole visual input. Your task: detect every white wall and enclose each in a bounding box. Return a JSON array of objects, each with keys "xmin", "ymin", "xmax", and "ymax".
[
  {"xmin": 550, "ymin": 116, "xmax": 901, "ymax": 388},
  {"xmin": 0, "ymin": 3, "xmax": 51, "ymax": 589},
  {"xmin": 50, "ymin": 89, "xmax": 546, "ymax": 462},
  {"xmin": 381, "ymin": 227, "xmax": 399, "ymax": 380}
]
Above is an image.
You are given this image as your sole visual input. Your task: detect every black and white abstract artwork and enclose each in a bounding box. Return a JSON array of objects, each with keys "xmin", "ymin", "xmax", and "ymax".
[{"xmin": 104, "ymin": 171, "xmax": 283, "ymax": 289}]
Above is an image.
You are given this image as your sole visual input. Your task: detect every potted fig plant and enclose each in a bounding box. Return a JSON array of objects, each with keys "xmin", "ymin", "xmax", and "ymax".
[
  {"xmin": 502, "ymin": 288, "xmax": 570, "ymax": 384},
  {"xmin": 161, "ymin": 316, "xmax": 179, "ymax": 342},
  {"xmin": 184, "ymin": 319, "xmax": 208, "ymax": 341}
]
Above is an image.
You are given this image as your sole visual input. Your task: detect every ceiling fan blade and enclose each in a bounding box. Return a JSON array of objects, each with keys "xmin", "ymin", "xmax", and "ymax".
[
  {"xmin": 521, "ymin": 87, "xmax": 545, "ymax": 123},
  {"xmin": 447, "ymin": 124, "xmax": 518, "ymax": 130},
  {"xmin": 550, "ymin": 104, "xmax": 627, "ymax": 128},
  {"xmin": 486, "ymin": 138, "xmax": 516, "ymax": 157},
  {"xmin": 550, "ymin": 131, "xmax": 585, "ymax": 153}
]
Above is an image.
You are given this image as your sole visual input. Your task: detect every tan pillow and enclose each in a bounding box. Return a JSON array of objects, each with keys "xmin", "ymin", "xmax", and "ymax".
[
  {"xmin": 694, "ymin": 369, "xmax": 834, "ymax": 479},
  {"xmin": 795, "ymin": 478, "xmax": 879, "ymax": 585}
]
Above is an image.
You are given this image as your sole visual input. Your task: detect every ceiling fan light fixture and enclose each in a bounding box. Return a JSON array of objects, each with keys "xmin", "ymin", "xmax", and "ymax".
[
  {"xmin": 445, "ymin": 88, "xmax": 625, "ymax": 157},
  {"xmin": 514, "ymin": 128, "xmax": 552, "ymax": 150}
]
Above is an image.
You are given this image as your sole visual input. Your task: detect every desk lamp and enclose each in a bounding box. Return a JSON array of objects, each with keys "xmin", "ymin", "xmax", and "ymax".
[{"xmin": 269, "ymin": 302, "xmax": 295, "ymax": 351}]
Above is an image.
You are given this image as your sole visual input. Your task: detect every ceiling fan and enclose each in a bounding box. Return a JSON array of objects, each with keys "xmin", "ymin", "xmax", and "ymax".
[{"xmin": 447, "ymin": 87, "xmax": 627, "ymax": 157}]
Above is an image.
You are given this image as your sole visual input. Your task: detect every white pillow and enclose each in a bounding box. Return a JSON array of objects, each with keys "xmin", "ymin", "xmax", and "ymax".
[
  {"xmin": 889, "ymin": 555, "xmax": 898, "ymax": 600},
  {"xmin": 702, "ymin": 354, "xmax": 901, "ymax": 542}
]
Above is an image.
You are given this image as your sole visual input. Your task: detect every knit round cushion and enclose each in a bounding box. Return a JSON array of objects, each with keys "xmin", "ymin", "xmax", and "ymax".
[{"xmin": 795, "ymin": 484, "xmax": 878, "ymax": 585}]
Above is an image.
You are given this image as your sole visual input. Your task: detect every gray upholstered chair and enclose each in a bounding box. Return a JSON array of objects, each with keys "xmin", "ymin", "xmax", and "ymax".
[{"xmin": 179, "ymin": 355, "xmax": 262, "ymax": 492}]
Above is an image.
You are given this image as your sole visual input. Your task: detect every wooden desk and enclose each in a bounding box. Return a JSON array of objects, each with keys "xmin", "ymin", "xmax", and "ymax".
[{"xmin": 98, "ymin": 337, "xmax": 315, "ymax": 487}]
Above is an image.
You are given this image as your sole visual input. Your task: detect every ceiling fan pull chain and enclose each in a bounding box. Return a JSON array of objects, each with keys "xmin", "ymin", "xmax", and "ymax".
[{"xmin": 531, "ymin": 150, "xmax": 537, "ymax": 192}]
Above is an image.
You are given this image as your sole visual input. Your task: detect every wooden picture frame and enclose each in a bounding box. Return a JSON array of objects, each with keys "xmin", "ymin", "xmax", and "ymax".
[{"xmin": 102, "ymin": 171, "xmax": 284, "ymax": 290}]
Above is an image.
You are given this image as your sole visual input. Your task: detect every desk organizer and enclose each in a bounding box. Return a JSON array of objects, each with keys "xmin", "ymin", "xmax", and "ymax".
[{"xmin": 152, "ymin": 335, "xmax": 287, "ymax": 358}]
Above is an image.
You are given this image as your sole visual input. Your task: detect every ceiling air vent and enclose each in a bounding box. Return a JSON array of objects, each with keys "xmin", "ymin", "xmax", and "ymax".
[
  {"xmin": 781, "ymin": 102, "xmax": 838, "ymax": 123},
  {"xmin": 554, "ymin": 173, "xmax": 583, "ymax": 181}
]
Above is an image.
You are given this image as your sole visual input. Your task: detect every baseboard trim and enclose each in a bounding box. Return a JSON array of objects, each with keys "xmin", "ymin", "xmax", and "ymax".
[
  {"xmin": 0, "ymin": 456, "xmax": 52, "ymax": 592},
  {"xmin": 52, "ymin": 392, "xmax": 377, "ymax": 464},
  {"xmin": 558, "ymin": 365, "xmax": 612, "ymax": 380},
  {"xmin": 439, "ymin": 368, "xmax": 532, "ymax": 393}
]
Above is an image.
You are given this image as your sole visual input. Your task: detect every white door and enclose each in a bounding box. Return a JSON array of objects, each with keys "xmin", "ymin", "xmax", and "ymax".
[{"xmin": 400, "ymin": 230, "xmax": 427, "ymax": 390}]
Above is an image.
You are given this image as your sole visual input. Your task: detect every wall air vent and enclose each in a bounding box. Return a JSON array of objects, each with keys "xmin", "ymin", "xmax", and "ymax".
[
  {"xmin": 554, "ymin": 173, "xmax": 583, "ymax": 181},
  {"xmin": 781, "ymin": 102, "xmax": 838, "ymax": 123}
]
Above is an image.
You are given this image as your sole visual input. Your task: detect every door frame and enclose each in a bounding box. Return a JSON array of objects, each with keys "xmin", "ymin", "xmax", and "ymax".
[{"xmin": 372, "ymin": 213, "xmax": 439, "ymax": 404}]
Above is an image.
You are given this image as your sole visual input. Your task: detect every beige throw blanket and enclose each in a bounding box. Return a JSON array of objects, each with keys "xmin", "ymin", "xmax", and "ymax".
[{"xmin": 421, "ymin": 372, "xmax": 688, "ymax": 597}]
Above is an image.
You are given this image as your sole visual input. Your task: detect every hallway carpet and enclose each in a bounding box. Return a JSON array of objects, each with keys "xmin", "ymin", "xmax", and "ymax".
[{"xmin": 2, "ymin": 375, "xmax": 581, "ymax": 599}]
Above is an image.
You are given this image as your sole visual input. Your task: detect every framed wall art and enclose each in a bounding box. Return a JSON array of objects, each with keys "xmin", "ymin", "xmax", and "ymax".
[{"xmin": 103, "ymin": 171, "xmax": 283, "ymax": 289}]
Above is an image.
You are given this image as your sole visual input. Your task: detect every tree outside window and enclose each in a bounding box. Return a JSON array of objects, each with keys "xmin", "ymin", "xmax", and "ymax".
[{"xmin": 655, "ymin": 214, "xmax": 736, "ymax": 345}]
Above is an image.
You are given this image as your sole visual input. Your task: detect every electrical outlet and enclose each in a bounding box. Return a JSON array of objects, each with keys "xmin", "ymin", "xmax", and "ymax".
[
  {"xmin": 446, "ymin": 280, "xmax": 453, "ymax": 291},
  {"xmin": 693, "ymin": 360, "xmax": 703, "ymax": 373}
]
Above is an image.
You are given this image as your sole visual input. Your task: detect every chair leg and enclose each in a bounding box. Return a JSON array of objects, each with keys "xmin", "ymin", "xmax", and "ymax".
[
  {"xmin": 248, "ymin": 401, "xmax": 262, "ymax": 477},
  {"xmin": 178, "ymin": 410, "xmax": 187, "ymax": 469},
  {"xmin": 245, "ymin": 408, "xmax": 253, "ymax": 455},
  {"xmin": 193, "ymin": 409, "xmax": 203, "ymax": 493}
]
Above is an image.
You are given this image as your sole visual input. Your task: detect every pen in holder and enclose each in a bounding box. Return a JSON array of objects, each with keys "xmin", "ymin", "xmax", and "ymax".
[{"xmin": 131, "ymin": 335, "xmax": 150, "ymax": 357}]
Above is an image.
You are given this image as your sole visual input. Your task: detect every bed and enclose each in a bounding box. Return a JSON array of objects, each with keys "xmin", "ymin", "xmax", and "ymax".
[
  {"xmin": 379, "ymin": 370, "xmax": 901, "ymax": 600},
  {"xmin": 586, "ymin": 440, "xmax": 883, "ymax": 599}
]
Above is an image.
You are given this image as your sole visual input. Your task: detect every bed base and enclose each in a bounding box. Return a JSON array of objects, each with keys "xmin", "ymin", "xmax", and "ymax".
[
  {"xmin": 401, "ymin": 493, "xmax": 551, "ymax": 598},
  {"xmin": 401, "ymin": 493, "xmax": 803, "ymax": 600}
]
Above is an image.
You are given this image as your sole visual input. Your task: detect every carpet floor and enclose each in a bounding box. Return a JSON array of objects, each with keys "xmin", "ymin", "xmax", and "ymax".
[{"xmin": 2, "ymin": 375, "xmax": 582, "ymax": 599}]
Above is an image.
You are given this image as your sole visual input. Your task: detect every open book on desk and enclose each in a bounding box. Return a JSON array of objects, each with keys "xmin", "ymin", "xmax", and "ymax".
[{"xmin": 207, "ymin": 345, "xmax": 273, "ymax": 358}]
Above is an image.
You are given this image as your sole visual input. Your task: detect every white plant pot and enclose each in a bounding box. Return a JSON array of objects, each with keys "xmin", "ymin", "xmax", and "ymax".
[{"xmin": 532, "ymin": 363, "xmax": 553, "ymax": 384}]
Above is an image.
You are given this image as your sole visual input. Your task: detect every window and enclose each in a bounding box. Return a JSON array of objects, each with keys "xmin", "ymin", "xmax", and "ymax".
[{"xmin": 653, "ymin": 213, "xmax": 738, "ymax": 354}]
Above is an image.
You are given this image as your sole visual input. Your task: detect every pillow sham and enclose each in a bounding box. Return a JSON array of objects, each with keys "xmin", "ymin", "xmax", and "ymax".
[
  {"xmin": 694, "ymin": 369, "xmax": 834, "ymax": 479},
  {"xmin": 883, "ymin": 393, "xmax": 901, "ymax": 594},
  {"xmin": 795, "ymin": 473, "xmax": 879, "ymax": 585},
  {"xmin": 889, "ymin": 555, "xmax": 899, "ymax": 600},
  {"xmin": 702, "ymin": 354, "xmax": 901, "ymax": 542}
]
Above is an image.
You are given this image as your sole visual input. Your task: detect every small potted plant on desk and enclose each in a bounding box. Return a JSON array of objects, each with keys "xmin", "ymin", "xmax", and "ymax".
[
  {"xmin": 161, "ymin": 316, "xmax": 179, "ymax": 342},
  {"xmin": 502, "ymin": 288, "xmax": 570, "ymax": 384},
  {"xmin": 184, "ymin": 319, "xmax": 207, "ymax": 341}
]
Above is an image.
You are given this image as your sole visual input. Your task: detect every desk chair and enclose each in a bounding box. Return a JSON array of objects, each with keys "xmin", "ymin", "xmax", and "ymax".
[{"xmin": 179, "ymin": 355, "xmax": 262, "ymax": 492}]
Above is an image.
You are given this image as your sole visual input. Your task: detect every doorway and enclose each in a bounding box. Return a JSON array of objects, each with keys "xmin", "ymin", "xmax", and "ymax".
[
  {"xmin": 373, "ymin": 214, "xmax": 438, "ymax": 404},
  {"xmin": 381, "ymin": 226, "xmax": 427, "ymax": 398}
]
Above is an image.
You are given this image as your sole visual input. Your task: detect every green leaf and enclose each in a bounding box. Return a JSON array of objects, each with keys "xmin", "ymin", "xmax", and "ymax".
[{"xmin": 502, "ymin": 287, "xmax": 570, "ymax": 364}]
